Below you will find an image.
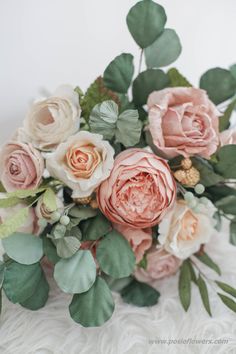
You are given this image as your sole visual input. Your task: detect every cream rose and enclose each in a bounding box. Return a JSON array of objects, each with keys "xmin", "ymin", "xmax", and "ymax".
[
  {"xmin": 158, "ymin": 200, "xmax": 216, "ymax": 259},
  {"xmin": 46, "ymin": 131, "xmax": 114, "ymax": 198},
  {"xmin": 22, "ymin": 85, "xmax": 81, "ymax": 150}
]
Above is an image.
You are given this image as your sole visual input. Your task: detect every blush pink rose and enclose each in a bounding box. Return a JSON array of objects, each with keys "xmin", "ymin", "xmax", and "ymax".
[
  {"xmin": 134, "ymin": 246, "xmax": 182, "ymax": 283},
  {"xmin": 147, "ymin": 87, "xmax": 220, "ymax": 159},
  {"xmin": 220, "ymin": 128, "xmax": 236, "ymax": 146},
  {"xmin": 0, "ymin": 142, "xmax": 44, "ymax": 192},
  {"xmin": 113, "ymin": 223, "xmax": 152, "ymax": 263},
  {"xmin": 97, "ymin": 148, "xmax": 176, "ymax": 229}
]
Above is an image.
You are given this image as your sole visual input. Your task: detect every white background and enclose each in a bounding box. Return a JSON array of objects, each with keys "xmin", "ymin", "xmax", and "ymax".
[{"xmin": 0, "ymin": 0, "xmax": 235, "ymax": 143}]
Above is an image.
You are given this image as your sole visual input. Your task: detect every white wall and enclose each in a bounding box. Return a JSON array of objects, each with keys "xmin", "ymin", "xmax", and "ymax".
[{"xmin": 0, "ymin": 0, "xmax": 235, "ymax": 142}]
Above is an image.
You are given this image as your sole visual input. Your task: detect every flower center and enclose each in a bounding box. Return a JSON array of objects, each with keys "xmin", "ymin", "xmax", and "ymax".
[{"xmin": 178, "ymin": 210, "xmax": 198, "ymax": 241}]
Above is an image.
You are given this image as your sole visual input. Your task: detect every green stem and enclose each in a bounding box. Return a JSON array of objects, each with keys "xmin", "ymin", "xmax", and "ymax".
[{"xmin": 138, "ymin": 49, "xmax": 143, "ymax": 74}]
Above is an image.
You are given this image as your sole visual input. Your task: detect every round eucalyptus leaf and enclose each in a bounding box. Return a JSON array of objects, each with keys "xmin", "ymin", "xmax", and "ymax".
[
  {"xmin": 126, "ymin": 0, "xmax": 166, "ymax": 48},
  {"xmin": 81, "ymin": 213, "xmax": 111, "ymax": 241},
  {"xmin": 104, "ymin": 53, "xmax": 134, "ymax": 93},
  {"xmin": 121, "ymin": 279, "xmax": 160, "ymax": 307},
  {"xmin": 132, "ymin": 69, "xmax": 169, "ymax": 106},
  {"xmin": 145, "ymin": 29, "xmax": 182, "ymax": 68},
  {"xmin": 69, "ymin": 277, "xmax": 115, "ymax": 327},
  {"xmin": 96, "ymin": 230, "xmax": 135, "ymax": 279},
  {"xmin": 200, "ymin": 67, "xmax": 236, "ymax": 104},
  {"xmin": 20, "ymin": 271, "xmax": 49, "ymax": 310},
  {"xmin": 56, "ymin": 236, "xmax": 81, "ymax": 259},
  {"xmin": 54, "ymin": 250, "xmax": 96, "ymax": 294},
  {"xmin": 3, "ymin": 261, "xmax": 42, "ymax": 303},
  {"xmin": 2, "ymin": 233, "xmax": 43, "ymax": 265}
]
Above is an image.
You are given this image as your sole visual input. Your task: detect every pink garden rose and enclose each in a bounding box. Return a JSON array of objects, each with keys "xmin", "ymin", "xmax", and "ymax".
[
  {"xmin": 0, "ymin": 142, "xmax": 44, "ymax": 192},
  {"xmin": 220, "ymin": 128, "xmax": 236, "ymax": 146},
  {"xmin": 97, "ymin": 148, "xmax": 176, "ymax": 228},
  {"xmin": 113, "ymin": 223, "xmax": 152, "ymax": 263},
  {"xmin": 147, "ymin": 87, "xmax": 220, "ymax": 159},
  {"xmin": 134, "ymin": 246, "xmax": 182, "ymax": 283}
]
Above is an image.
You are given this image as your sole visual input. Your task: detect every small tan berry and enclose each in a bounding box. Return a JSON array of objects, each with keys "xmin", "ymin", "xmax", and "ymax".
[
  {"xmin": 73, "ymin": 196, "xmax": 92, "ymax": 205},
  {"xmin": 181, "ymin": 158, "xmax": 192, "ymax": 170},
  {"xmin": 174, "ymin": 169, "xmax": 187, "ymax": 182}
]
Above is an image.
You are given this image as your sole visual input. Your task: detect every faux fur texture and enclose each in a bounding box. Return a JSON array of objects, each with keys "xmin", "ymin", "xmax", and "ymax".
[{"xmin": 0, "ymin": 221, "xmax": 236, "ymax": 354}]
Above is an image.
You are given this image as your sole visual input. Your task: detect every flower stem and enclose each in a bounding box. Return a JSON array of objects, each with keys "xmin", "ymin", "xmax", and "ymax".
[{"xmin": 138, "ymin": 49, "xmax": 143, "ymax": 74}]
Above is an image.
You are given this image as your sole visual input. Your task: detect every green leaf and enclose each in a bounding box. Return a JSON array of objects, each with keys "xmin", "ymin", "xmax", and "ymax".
[
  {"xmin": 20, "ymin": 271, "xmax": 49, "ymax": 310},
  {"xmin": 52, "ymin": 224, "xmax": 67, "ymax": 239},
  {"xmin": 200, "ymin": 68, "xmax": 236, "ymax": 105},
  {"xmin": 217, "ymin": 293, "xmax": 236, "ymax": 313},
  {"xmin": 0, "ymin": 196, "xmax": 21, "ymax": 208},
  {"xmin": 219, "ymin": 98, "xmax": 236, "ymax": 132},
  {"xmin": 215, "ymin": 145, "xmax": 236, "ymax": 179},
  {"xmin": 0, "ymin": 207, "xmax": 29, "ymax": 239},
  {"xmin": 6, "ymin": 187, "xmax": 46, "ymax": 199},
  {"xmin": 126, "ymin": 0, "xmax": 166, "ymax": 49},
  {"xmin": 56, "ymin": 236, "xmax": 81, "ymax": 258},
  {"xmin": 54, "ymin": 250, "xmax": 96, "ymax": 294},
  {"xmin": 69, "ymin": 277, "xmax": 115, "ymax": 327},
  {"xmin": 186, "ymin": 260, "xmax": 197, "ymax": 284},
  {"xmin": 96, "ymin": 230, "xmax": 135, "ymax": 279},
  {"xmin": 167, "ymin": 68, "xmax": 192, "ymax": 87},
  {"xmin": 230, "ymin": 64, "xmax": 236, "ymax": 80},
  {"xmin": 132, "ymin": 69, "xmax": 169, "ymax": 106},
  {"xmin": 207, "ymin": 185, "xmax": 236, "ymax": 203},
  {"xmin": 215, "ymin": 281, "xmax": 236, "ymax": 298},
  {"xmin": 195, "ymin": 252, "xmax": 221, "ymax": 275},
  {"xmin": 145, "ymin": 29, "xmax": 181, "ymax": 68},
  {"xmin": 0, "ymin": 290, "xmax": 2, "ymax": 315},
  {"xmin": 121, "ymin": 279, "xmax": 160, "ymax": 307},
  {"xmin": 103, "ymin": 274, "xmax": 133, "ymax": 292},
  {"xmin": 116, "ymin": 110, "xmax": 142, "ymax": 147},
  {"xmin": 213, "ymin": 211, "xmax": 222, "ymax": 232},
  {"xmin": 138, "ymin": 254, "xmax": 148, "ymax": 270},
  {"xmin": 103, "ymin": 53, "xmax": 134, "ymax": 94},
  {"xmin": 0, "ymin": 261, "xmax": 5, "ymax": 288},
  {"xmin": 230, "ymin": 221, "xmax": 236, "ymax": 245},
  {"xmin": 197, "ymin": 275, "xmax": 212, "ymax": 316},
  {"xmin": 191, "ymin": 157, "xmax": 223, "ymax": 187},
  {"xmin": 2, "ymin": 232, "xmax": 43, "ymax": 265},
  {"xmin": 89, "ymin": 100, "xmax": 118, "ymax": 139},
  {"xmin": 81, "ymin": 213, "xmax": 111, "ymax": 241},
  {"xmin": 43, "ymin": 236, "xmax": 60, "ymax": 265},
  {"xmin": 3, "ymin": 261, "xmax": 42, "ymax": 303},
  {"xmin": 178, "ymin": 261, "xmax": 191, "ymax": 311},
  {"xmin": 0, "ymin": 182, "xmax": 6, "ymax": 193},
  {"xmin": 43, "ymin": 189, "xmax": 57, "ymax": 212},
  {"xmin": 216, "ymin": 196, "xmax": 236, "ymax": 215},
  {"xmin": 68, "ymin": 205, "xmax": 97, "ymax": 221}
]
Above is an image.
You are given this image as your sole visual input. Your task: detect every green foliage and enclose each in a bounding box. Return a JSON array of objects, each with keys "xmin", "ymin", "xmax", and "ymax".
[
  {"xmin": 132, "ymin": 69, "xmax": 169, "ymax": 106},
  {"xmin": 213, "ymin": 211, "xmax": 222, "ymax": 232},
  {"xmin": 6, "ymin": 187, "xmax": 46, "ymax": 199},
  {"xmin": 126, "ymin": 0, "xmax": 166, "ymax": 48},
  {"xmin": 217, "ymin": 293, "xmax": 236, "ymax": 313},
  {"xmin": 186, "ymin": 260, "xmax": 197, "ymax": 284},
  {"xmin": 214, "ymin": 145, "xmax": 236, "ymax": 179},
  {"xmin": 215, "ymin": 281, "xmax": 236, "ymax": 298},
  {"xmin": 0, "ymin": 196, "xmax": 21, "ymax": 208},
  {"xmin": 80, "ymin": 77, "xmax": 120, "ymax": 122},
  {"xmin": 167, "ymin": 68, "xmax": 192, "ymax": 87},
  {"xmin": 195, "ymin": 252, "xmax": 221, "ymax": 275},
  {"xmin": 191, "ymin": 157, "xmax": 223, "ymax": 187},
  {"xmin": 3, "ymin": 261, "xmax": 42, "ymax": 303},
  {"xmin": 145, "ymin": 29, "xmax": 181, "ymax": 68},
  {"xmin": 115, "ymin": 109, "xmax": 142, "ymax": 147},
  {"xmin": 55, "ymin": 236, "xmax": 81, "ymax": 258},
  {"xmin": 0, "ymin": 261, "xmax": 5, "ymax": 288},
  {"xmin": 103, "ymin": 53, "xmax": 134, "ymax": 93},
  {"xmin": 20, "ymin": 271, "xmax": 49, "ymax": 310},
  {"xmin": 54, "ymin": 250, "xmax": 96, "ymax": 294},
  {"xmin": 230, "ymin": 63, "xmax": 236, "ymax": 80},
  {"xmin": 81, "ymin": 213, "xmax": 111, "ymax": 241},
  {"xmin": 69, "ymin": 277, "xmax": 115, "ymax": 327},
  {"xmin": 103, "ymin": 274, "xmax": 133, "ymax": 293},
  {"xmin": 178, "ymin": 260, "xmax": 191, "ymax": 311},
  {"xmin": 230, "ymin": 221, "xmax": 236, "ymax": 245},
  {"xmin": 2, "ymin": 232, "xmax": 43, "ymax": 265},
  {"xmin": 0, "ymin": 207, "xmax": 29, "ymax": 239},
  {"xmin": 42, "ymin": 236, "xmax": 60, "ymax": 265},
  {"xmin": 121, "ymin": 279, "xmax": 160, "ymax": 307},
  {"xmin": 42, "ymin": 189, "xmax": 57, "ymax": 212},
  {"xmin": 219, "ymin": 98, "xmax": 236, "ymax": 132},
  {"xmin": 68, "ymin": 205, "xmax": 97, "ymax": 225},
  {"xmin": 96, "ymin": 230, "xmax": 136, "ymax": 279},
  {"xmin": 200, "ymin": 67, "xmax": 236, "ymax": 104},
  {"xmin": 197, "ymin": 275, "xmax": 212, "ymax": 316},
  {"xmin": 216, "ymin": 196, "xmax": 236, "ymax": 215}
]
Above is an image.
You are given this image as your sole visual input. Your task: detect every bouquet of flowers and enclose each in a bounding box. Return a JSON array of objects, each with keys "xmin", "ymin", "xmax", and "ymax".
[{"xmin": 0, "ymin": 0, "xmax": 236, "ymax": 328}]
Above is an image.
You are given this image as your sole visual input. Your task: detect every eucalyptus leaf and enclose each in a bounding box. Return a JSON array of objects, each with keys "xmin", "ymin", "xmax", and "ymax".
[
  {"xmin": 121, "ymin": 279, "xmax": 160, "ymax": 307},
  {"xmin": 69, "ymin": 277, "xmax": 115, "ymax": 327},
  {"xmin": 54, "ymin": 250, "xmax": 96, "ymax": 294},
  {"xmin": 217, "ymin": 293, "xmax": 236, "ymax": 313},
  {"xmin": 215, "ymin": 281, "xmax": 236, "ymax": 298},
  {"xmin": 52, "ymin": 224, "xmax": 67, "ymax": 239},
  {"xmin": 43, "ymin": 236, "xmax": 60, "ymax": 265},
  {"xmin": 132, "ymin": 69, "xmax": 169, "ymax": 106},
  {"xmin": 81, "ymin": 213, "xmax": 111, "ymax": 241},
  {"xmin": 145, "ymin": 29, "xmax": 181, "ymax": 68},
  {"xmin": 195, "ymin": 252, "xmax": 221, "ymax": 275},
  {"xmin": 68, "ymin": 206, "xmax": 97, "ymax": 220},
  {"xmin": 116, "ymin": 110, "xmax": 142, "ymax": 147},
  {"xmin": 178, "ymin": 261, "xmax": 191, "ymax": 311},
  {"xmin": 2, "ymin": 232, "xmax": 43, "ymax": 265},
  {"xmin": 0, "ymin": 262, "xmax": 5, "ymax": 288},
  {"xmin": 90, "ymin": 100, "xmax": 118, "ymax": 139},
  {"xmin": 3, "ymin": 261, "xmax": 42, "ymax": 303},
  {"xmin": 215, "ymin": 145, "xmax": 236, "ymax": 179},
  {"xmin": 191, "ymin": 157, "xmax": 223, "ymax": 187},
  {"xmin": 43, "ymin": 189, "xmax": 57, "ymax": 212},
  {"xmin": 230, "ymin": 221, "xmax": 236, "ymax": 245},
  {"xmin": 56, "ymin": 236, "xmax": 81, "ymax": 258},
  {"xmin": 20, "ymin": 271, "xmax": 49, "ymax": 310},
  {"xmin": 219, "ymin": 98, "xmax": 236, "ymax": 132},
  {"xmin": 0, "ymin": 207, "xmax": 29, "ymax": 239},
  {"xmin": 197, "ymin": 275, "xmax": 212, "ymax": 316},
  {"xmin": 230, "ymin": 64, "xmax": 236, "ymax": 80},
  {"xmin": 96, "ymin": 230, "xmax": 135, "ymax": 279},
  {"xmin": 103, "ymin": 53, "xmax": 134, "ymax": 93},
  {"xmin": 213, "ymin": 211, "xmax": 222, "ymax": 232},
  {"xmin": 167, "ymin": 68, "xmax": 192, "ymax": 87},
  {"xmin": 216, "ymin": 196, "xmax": 236, "ymax": 215},
  {"xmin": 200, "ymin": 68, "xmax": 236, "ymax": 105},
  {"xmin": 126, "ymin": 0, "xmax": 166, "ymax": 48},
  {"xmin": 103, "ymin": 274, "xmax": 133, "ymax": 293}
]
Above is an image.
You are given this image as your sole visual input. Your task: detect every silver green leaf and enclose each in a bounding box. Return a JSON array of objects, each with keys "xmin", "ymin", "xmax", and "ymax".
[
  {"xmin": 43, "ymin": 188, "xmax": 57, "ymax": 212},
  {"xmin": 90, "ymin": 100, "xmax": 118, "ymax": 139},
  {"xmin": 56, "ymin": 236, "xmax": 81, "ymax": 258},
  {"xmin": 116, "ymin": 110, "xmax": 142, "ymax": 147}
]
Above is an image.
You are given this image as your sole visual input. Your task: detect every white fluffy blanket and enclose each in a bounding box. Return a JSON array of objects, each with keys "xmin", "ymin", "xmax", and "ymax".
[{"xmin": 0, "ymin": 222, "xmax": 236, "ymax": 354}]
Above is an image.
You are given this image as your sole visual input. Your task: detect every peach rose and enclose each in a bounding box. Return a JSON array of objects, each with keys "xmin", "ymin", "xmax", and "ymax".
[
  {"xmin": 220, "ymin": 128, "xmax": 236, "ymax": 146},
  {"xmin": 134, "ymin": 246, "xmax": 182, "ymax": 283},
  {"xmin": 97, "ymin": 148, "xmax": 176, "ymax": 229},
  {"xmin": 147, "ymin": 87, "xmax": 220, "ymax": 159},
  {"xmin": 22, "ymin": 85, "xmax": 81, "ymax": 151},
  {"xmin": 158, "ymin": 200, "xmax": 216, "ymax": 259},
  {"xmin": 0, "ymin": 142, "xmax": 44, "ymax": 192},
  {"xmin": 113, "ymin": 223, "xmax": 152, "ymax": 263},
  {"xmin": 46, "ymin": 131, "xmax": 114, "ymax": 198}
]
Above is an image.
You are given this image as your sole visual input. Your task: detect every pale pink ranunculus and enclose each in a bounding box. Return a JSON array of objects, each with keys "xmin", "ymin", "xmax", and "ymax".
[
  {"xmin": 97, "ymin": 148, "xmax": 176, "ymax": 229},
  {"xmin": 0, "ymin": 142, "xmax": 44, "ymax": 192},
  {"xmin": 134, "ymin": 246, "xmax": 182, "ymax": 283},
  {"xmin": 113, "ymin": 223, "xmax": 152, "ymax": 263},
  {"xmin": 147, "ymin": 87, "xmax": 220, "ymax": 159},
  {"xmin": 220, "ymin": 128, "xmax": 236, "ymax": 146}
]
